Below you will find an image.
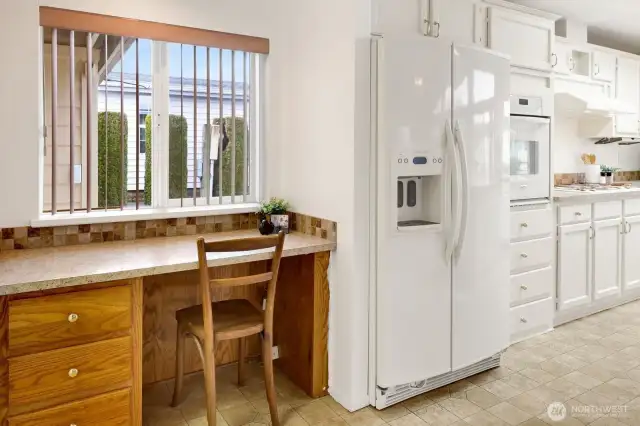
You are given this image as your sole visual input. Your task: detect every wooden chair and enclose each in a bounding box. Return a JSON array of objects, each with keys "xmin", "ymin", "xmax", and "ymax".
[{"xmin": 171, "ymin": 232, "xmax": 286, "ymax": 426}]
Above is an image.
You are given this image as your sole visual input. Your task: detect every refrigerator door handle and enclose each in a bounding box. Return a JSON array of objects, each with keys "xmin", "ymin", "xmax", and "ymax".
[
  {"xmin": 445, "ymin": 120, "xmax": 460, "ymax": 262},
  {"xmin": 453, "ymin": 120, "xmax": 469, "ymax": 259}
]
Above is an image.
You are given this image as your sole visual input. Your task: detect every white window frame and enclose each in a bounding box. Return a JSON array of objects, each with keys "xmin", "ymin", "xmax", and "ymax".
[{"xmin": 34, "ymin": 40, "xmax": 263, "ymax": 227}]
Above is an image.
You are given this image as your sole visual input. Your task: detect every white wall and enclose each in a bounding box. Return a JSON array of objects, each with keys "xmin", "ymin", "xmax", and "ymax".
[
  {"xmin": 0, "ymin": 0, "xmax": 372, "ymax": 411},
  {"xmin": 554, "ymin": 115, "xmax": 640, "ymax": 173}
]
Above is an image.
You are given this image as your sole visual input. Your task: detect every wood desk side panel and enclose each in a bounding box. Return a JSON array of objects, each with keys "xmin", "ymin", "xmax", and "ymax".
[{"xmin": 142, "ymin": 262, "xmax": 268, "ymax": 384}]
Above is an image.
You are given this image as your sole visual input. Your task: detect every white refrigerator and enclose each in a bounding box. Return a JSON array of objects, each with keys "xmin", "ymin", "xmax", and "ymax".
[{"xmin": 372, "ymin": 36, "xmax": 511, "ymax": 408}]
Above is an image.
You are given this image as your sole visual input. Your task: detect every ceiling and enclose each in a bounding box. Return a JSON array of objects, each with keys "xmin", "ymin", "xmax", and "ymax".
[{"xmin": 508, "ymin": 0, "xmax": 640, "ymax": 54}]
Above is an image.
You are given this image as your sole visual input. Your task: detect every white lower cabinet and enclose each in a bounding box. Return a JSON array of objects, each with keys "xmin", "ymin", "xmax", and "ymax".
[
  {"xmin": 509, "ymin": 204, "xmax": 554, "ymax": 343},
  {"xmin": 557, "ymin": 222, "xmax": 592, "ymax": 311},
  {"xmin": 623, "ymin": 215, "xmax": 640, "ymax": 291},
  {"xmin": 555, "ymin": 200, "xmax": 640, "ymax": 325},
  {"xmin": 592, "ymin": 218, "xmax": 622, "ymax": 299}
]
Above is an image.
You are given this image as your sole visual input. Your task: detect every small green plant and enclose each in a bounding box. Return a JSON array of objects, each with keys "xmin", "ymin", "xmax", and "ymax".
[
  {"xmin": 259, "ymin": 198, "xmax": 289, "ymax": 217},
  {"xmin": 600, "ymin": 165, "xmax": 619, "ymax": 173}
]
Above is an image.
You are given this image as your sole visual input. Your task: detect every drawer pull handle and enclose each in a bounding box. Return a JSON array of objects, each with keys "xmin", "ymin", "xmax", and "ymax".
[
  {"xmin": 68, "ymin": 368, "xmax": 78, "ymax": 378},
  {"xmin": 520, "ymin": 317, "xmax": 527, "ymax": 323},
  {"xmin": 520, "ymin": 223, "xmax": 528, "ymax": 228},
  {"xmin": 575, "ymin": 212, "xmax": 582, "ymax": 216},
  {"xmin": 520, "ymin": 253, "xmax": 528, "ymax": 258},
  {"xmin": 520, "ymin": 285, "xmax": 528, "ymax": 290},
  {"xmin": 520, "ymin": 184, "xmax": 528, "ymax": 189},
  {"xmin": 68, "ymin": 313, "xmax": 79, "ymax": 323}
]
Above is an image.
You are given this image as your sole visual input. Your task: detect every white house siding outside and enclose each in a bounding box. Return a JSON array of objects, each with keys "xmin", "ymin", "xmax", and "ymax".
[{"xmin": 98, "ymin": 73, "xmax": 246, "ymax": 194}]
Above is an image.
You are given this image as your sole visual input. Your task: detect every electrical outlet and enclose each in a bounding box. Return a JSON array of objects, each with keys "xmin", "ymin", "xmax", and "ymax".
[{"xmin": 272, "ymin": 346, "xmax": 279, "ymax": 360}]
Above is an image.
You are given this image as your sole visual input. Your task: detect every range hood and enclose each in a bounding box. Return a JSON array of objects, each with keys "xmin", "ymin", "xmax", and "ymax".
[{"xmin": 555, "ymin": 89, "xmax": 637, "ymax": 117}]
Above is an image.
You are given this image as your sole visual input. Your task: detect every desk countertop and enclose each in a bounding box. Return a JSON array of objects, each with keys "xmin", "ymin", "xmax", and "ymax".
[{"xmin": 0, "ymin": 230, "xmax": 335, "ymax": 296}]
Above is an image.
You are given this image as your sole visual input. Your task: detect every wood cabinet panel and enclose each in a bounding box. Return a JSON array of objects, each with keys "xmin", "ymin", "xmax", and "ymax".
[
  {"xmin": 8, "ymin": 286, "xmax": 131, "ymax": 357},
  {"xmin": 8, "ymin": 389, "xmax": 130, "ymax": 426},
  {"xmin": 8, "ymin": 337, "xmax": 132, "ymax": 416}
]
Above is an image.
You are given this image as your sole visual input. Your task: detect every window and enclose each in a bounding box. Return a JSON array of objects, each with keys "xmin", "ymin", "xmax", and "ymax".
[{"xmin": 39, "ymin": 7, "xmax": 267, "ymax": 217}]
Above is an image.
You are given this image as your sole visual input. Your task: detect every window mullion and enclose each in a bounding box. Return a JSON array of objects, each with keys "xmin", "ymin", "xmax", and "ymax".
[{"xmin": 152, "ymin": 41, "xmax": 169, "ymax": 208}]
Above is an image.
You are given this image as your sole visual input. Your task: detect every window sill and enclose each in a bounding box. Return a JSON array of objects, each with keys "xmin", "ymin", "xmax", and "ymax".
[{"xmin": 32, "ymin": 203, "xmax": 260, "ymax": 228}]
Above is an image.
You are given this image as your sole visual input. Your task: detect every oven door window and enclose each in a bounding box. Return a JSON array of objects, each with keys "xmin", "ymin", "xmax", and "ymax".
[{"xmin": 510, "ymin": 139, "xmax": 539, "ymax": 176}]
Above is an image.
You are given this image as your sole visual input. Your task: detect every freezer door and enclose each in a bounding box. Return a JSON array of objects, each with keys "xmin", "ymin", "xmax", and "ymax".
[
  {"xmin": 375, "ymin": 36, "xmax": 452, "ymax": 387},
  {"xmin": 450, "ymin": 44, "xmax": 511, "ymax": 370}
]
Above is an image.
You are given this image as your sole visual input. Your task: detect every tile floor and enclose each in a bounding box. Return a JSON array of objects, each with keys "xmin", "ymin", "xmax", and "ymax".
[{"xmin": 144, "ymin": 299, "xmax": 640, "ymax": 425}]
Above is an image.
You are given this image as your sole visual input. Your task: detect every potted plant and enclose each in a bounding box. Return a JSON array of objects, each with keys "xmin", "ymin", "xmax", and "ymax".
[
  {"xmin": 600, "ymin": 165, "xmax": 619, "ymax": 185},
  {"xmin": 258, "ymin": 198, "xmax": 290, "ymax": 235}
]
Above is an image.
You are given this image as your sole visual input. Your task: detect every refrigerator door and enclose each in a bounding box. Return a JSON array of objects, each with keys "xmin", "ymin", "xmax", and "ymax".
[
  {"xmin": 450, "ymin": 44, "xmax": 511, "ymax": 370},
  {"xmin": 375, "ymin": 36, "xmax": 453, "ymax": 387}
]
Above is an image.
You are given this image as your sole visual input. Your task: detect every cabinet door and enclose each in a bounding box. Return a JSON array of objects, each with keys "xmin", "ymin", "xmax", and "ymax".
[
  {"xmin": 488, "ymin": 7, "xmax": 554, "ymax": 71},
  {"xmin": 558, "ymin": 222, "xmax": 592, "ymax": 311},
  {"xmin": 623, "ymin": 215, "xmax": 640, "ymax": 291},
  {"xmin": 592, "ymin": 50, "xmax": 616, "ymax": 82},
  {"xmin": 615, "ymin": 57, "xmax": 640, "ymax": 136},
  {"xmin": 553, "ymin": 42, "xmax": 571, "ymax": 75},
  {"xmin": 593, "ymin": 218, "xmax": 622, "ymax": 299}
]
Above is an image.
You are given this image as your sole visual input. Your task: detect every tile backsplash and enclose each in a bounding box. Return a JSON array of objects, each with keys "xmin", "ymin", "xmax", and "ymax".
[
  {"xmin": 554, "ymin": 170, "xmax": 640, "ymax": 186},
  {"xmin": 0, "ymin": 212, "xmax": 337, "ymax": 251}
]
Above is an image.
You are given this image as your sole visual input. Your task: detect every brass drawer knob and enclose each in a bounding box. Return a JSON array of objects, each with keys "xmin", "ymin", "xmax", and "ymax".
[
  {"xmin": 521, "ymin": 223, "xmax": 528, "ymax": 228},
  {"xmin": 520, "ymin": 253, "xmax": 528, "ymax": 258},
  {"xmin": 520, "ymin": 285, "xmax": 528, "ymax": 290},
  {"xmin": 68, "ymin": 368, "xmax": 79, "ymax": 378},
  {"xmin": 68, "ymin": 313, "xmax": 79, "ymax": 323},
  {"xmin": 575, "ymin": 212, "xmax": 582, "ymax": 216},
  {"xmin": 520, "ymin": 317, "xmax": 527, "ymax": 323}
]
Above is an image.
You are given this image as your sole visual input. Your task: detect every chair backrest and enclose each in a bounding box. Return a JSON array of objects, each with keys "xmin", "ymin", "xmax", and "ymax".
[{"xmin": 195, "ymin": 232, "xmax": 286, "ymax": 340}]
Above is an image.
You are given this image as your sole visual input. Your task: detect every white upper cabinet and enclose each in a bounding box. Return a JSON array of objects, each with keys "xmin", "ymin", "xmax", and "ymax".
[
  {"xmin": 552, "ymin": 41, "xmax": 572, "ymax": 75},
  {"xmin": 488, "ymin": 7, "xmax": 555, "ymax": 72},
  {"xmin": 592, "ymin": 50, "xmax": 617, "ymax": 82},
  {"xmin": 615, "ymin": 57, "xmax": 640, "ymax": 136}
]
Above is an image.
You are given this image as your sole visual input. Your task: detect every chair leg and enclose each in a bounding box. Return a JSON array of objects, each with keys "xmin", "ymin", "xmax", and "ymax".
[
  {"xmin": 171, "ymin": 325, "xmax": 185, "ymax": 407},
  {"xmin": 201, "ymin": 339, "xmax": 217, "ymax": 426},
  {"xmin": 261, "ymin": 333, "xmax": 279, "ymax": 426},
  {"xmin": 238, "ymin": 337, "xmax": 246, "ymax": 386}
]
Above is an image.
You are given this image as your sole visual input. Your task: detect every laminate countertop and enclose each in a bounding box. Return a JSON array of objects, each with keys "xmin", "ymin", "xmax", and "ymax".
[
  {"xmin": 0, "ymin": 230, "xmax": 336, "ymax": 296},
  {"xmin": 554, "ymin": 182, "xmax": 640, "ymax": 204}
]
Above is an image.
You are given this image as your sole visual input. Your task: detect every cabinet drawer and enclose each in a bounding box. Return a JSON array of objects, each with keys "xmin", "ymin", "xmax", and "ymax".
[
  {"xmin": 9, "ymin": 389, "xmax": 130, "ymax": 426},
  {"xmin": 625, "ymin": 198, "xmax": 640, "ymax": 217},
  {"xmin": 510, "ymin": 238, "xmax": 553, "ymax": 274},
  {"xmin": 510, "ymin": 207, "xmax": 552, "ymax": 241},
  {"xmin": 559, "ymin": 204, "xmax": 591, "ymax": 225},
  {"xmin": 510, "ymin": 267, "xmax": 553, "ymax": 306},
  {"xmin": 9, "ymin": 285, "xmax": 131, "ymax": 357},
  {"xmin": 8, "ymin": 337, "xmax": 132, "ymax": 416},
  {"xmin": 593, "ymin": 201, "xmax": 622, "ymax": 220},
  {"xmin": 510, "ymin": 297, "xmax": 553, "ymax": 342}
]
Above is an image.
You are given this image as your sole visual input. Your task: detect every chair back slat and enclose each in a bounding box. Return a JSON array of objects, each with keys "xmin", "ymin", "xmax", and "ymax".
[
  {"xmin": 203, "ymin": 234, "xmax": 280, "ymax": 253},
  {"xmin": 210, "ymin": 272, "xmax": 274, "ymax": 288}
]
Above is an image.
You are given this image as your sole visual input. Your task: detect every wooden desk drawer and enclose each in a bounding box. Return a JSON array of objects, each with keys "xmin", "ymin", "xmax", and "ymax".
[
  {"xmin": 9, "ymin": 389, "xmax": 130, "ymax": 426},
  {"xmin": 9, "ymin": 285, "xmax": 131, "ymax": 356},
  {"xmin": 8, "ymin": 337, "xmax": 132, "ymax": 416}
]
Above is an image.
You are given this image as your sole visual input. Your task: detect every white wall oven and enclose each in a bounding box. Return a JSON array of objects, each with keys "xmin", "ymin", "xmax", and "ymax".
[{"xmin": 510, "ymin": 95, "xmax": 551, "ymax": 201}]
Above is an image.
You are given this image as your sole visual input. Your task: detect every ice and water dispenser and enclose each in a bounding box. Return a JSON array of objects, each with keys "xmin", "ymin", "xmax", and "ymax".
[{"xmin": 394, "ymin": 150, "xmax": 444, "ymax": 230}]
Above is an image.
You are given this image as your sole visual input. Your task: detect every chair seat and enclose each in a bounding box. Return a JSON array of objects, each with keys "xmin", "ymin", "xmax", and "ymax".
[{"xmin": 176, "ymin": 299, "xmax": 264, "ymax": 342}]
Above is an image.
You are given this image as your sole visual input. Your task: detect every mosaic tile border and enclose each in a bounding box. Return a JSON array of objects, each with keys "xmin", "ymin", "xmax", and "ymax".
[
  {"xmin": 0, "ymin": 212, "xmax": 337, "ymax": 251},
  {"xmin": 555, "ymin": 170, "xmax": 640, "ymax": 186}
]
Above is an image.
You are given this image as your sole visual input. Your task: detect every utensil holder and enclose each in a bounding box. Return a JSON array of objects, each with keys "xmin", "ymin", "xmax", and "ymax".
[{"xmin": 585, "ymin": 165, "xmax": 601, "ymax": 184}]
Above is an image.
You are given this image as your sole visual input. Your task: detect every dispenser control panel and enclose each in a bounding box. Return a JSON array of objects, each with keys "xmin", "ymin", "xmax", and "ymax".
[{"xmin": 393, "ymin": 153, "xmax": 444, "ymax": 176}]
